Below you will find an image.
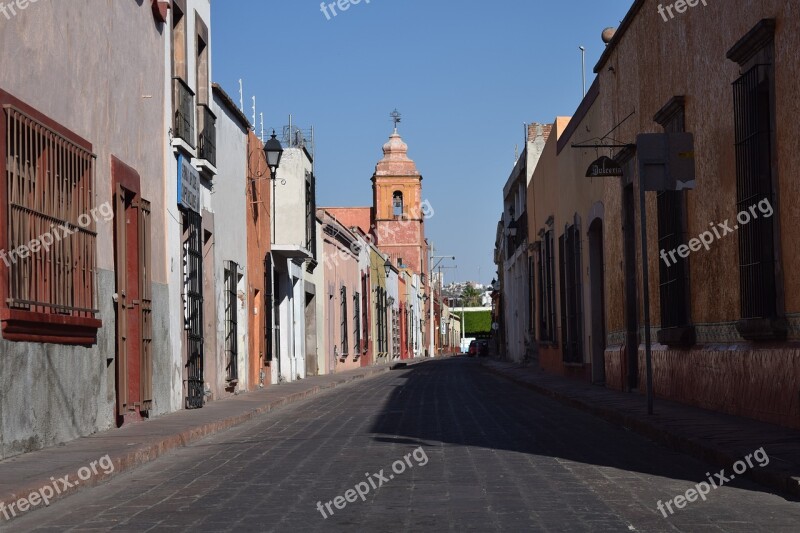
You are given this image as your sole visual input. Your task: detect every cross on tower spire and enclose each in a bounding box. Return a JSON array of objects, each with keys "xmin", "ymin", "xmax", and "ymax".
[{"xmin": 390, "ymin": 109, "xmax": 402, "ymax": 132}]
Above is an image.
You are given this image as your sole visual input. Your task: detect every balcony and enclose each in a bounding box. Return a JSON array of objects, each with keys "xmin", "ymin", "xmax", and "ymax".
[
  {"xmin": 172, "ymin": 77, "xmax": 195, "ymax": 152},
  {"xmin": 197, "ymin": 103, "xmax": 216, "ymax": 167}
]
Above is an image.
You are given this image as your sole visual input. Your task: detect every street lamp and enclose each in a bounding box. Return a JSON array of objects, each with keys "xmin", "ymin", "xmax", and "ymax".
[
  {"xmin": 264, "ymin": 130, "xmax": 284, "ymax": 179},
  {"xmin": 264, "ymin": 130, "xmax": 284, "ymax": 245},
  {"xmin": 263, "ymin": 130, "xmax": 284, "ymax": 381},
  {"xmin": 384, "ymin": 258, "xmax": 393, "ymax": 278}
]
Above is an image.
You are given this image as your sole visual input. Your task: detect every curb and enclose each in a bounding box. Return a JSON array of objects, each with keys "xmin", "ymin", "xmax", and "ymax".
[
  {"xmin": 480, "ymin": 361, "xmax": 800, "ymax": 499},
  {"xmin": 0, "ymin": 364, "xmax": 400, "ymax": 525}
]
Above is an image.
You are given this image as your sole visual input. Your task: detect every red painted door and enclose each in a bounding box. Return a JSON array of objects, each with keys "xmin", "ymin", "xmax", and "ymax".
[{"xmin": 114, "ymin": 184, "xmax": 152, "ymax": 425}]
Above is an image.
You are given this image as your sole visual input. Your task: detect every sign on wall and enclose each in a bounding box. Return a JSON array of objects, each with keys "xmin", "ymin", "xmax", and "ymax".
[
  {"xmin": 586, "ymin": 156, "xmax": 623, "ymax": 178},
  {"xmin": 177, "ymin": 155, "xmax": 200, "ymax": 213}
]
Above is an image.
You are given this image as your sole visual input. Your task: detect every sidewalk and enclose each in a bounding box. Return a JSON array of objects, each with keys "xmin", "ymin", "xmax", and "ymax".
[
  {"xmin": 481, "ymin": 358, "xmax": 800, "ymax": 498},
  {"xmin": 0, "ymin": 358, "xmax": 426, "ymax": 523}
]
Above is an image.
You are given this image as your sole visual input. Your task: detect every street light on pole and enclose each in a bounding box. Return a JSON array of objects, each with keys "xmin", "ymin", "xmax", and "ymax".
[
  {"xmin": 262, "ymin": 130, "xmax": 283, "ymax": 383},
  {"xmin": 264, "ymin": 130, "xmax": 284, "ymax": 244},
  {"xmin": 429, "ymin": 252, "xmax": 455, "ymax": 358}
]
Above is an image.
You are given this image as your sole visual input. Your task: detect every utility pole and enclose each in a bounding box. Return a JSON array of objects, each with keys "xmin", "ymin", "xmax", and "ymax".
[{"xmin": 429, "ymin": 247, "xmax": 455, "ymax": 358}]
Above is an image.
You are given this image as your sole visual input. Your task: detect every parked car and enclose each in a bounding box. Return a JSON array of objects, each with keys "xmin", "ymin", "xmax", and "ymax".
[
  {"xmin": 478, "ymin": 340, "xmax": 489, "ymax": 357},
  {"xmin": 468, "ymin": 340, "xmax": 478, "ymax": 357}
]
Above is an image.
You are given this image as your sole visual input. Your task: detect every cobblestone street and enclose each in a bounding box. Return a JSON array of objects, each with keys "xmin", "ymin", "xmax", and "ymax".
[{"xmin": 9, "ymin": 358, "xmax": 800, "ymax": 532}]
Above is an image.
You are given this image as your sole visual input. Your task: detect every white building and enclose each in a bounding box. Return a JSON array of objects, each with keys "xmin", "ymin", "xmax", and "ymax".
[
  {"xmin": 164, "ymin": 0, "xmax": 219, "ymax": 409},
  {"xmin": 498, "ymin": 124, "xmax": 548, "ymax": 362},
  {"xmin": 206, "ymin": 84, "xmax": 250, "ymax": 398},
  {"xmin": 270, "ymin": 138, "xmax": 319, "ymax": 383}
]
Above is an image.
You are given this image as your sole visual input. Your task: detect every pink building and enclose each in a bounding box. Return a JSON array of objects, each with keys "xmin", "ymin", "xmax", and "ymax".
[{"xmin": 318, "ymin": 209, "xmax": 364, "ymax": 374}]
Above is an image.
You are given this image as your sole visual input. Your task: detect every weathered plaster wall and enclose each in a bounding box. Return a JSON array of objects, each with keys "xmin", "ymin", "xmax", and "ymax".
[{"xmin": 0, "ymin": 0, "xmax": 172, "ymax": 458}]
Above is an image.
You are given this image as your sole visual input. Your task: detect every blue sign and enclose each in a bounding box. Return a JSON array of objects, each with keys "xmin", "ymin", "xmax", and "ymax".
[{"xmin": 177, "ymin": 154, "xmax": 200, "ymax": 212}]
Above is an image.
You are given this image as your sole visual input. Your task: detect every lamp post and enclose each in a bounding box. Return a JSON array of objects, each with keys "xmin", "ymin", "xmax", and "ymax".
[
  {"xmin": 384, "ymin": 259, "xmax": 395, "ymax": 358},
  {"xmin": 449, "ymin": 296, "xmax": 465, "ymax": 354},
  {"xmin": 429, "ymin": 251, "xmax": 455, "ymax": 358},
  {"xmin": 264, "ymin": 130, "xmax": 284, "ymax": 243},
  {"xmin": 263, "ymin": 130, "xmax": 283, "ymax": 382}
]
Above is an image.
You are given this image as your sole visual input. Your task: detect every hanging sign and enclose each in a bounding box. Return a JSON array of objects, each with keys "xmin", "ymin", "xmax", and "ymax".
[
  {"xmin": 177, "ymin": 154, "xmax": 200, "ymax": 213},
  {"xmin": 586, "ymin": 156, "xmax": 623, "ymax": 178}
]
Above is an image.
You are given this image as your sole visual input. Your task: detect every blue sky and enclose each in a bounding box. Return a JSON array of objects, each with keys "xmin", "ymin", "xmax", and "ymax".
[{"xmin": 211, "ymin": 0, "xmax": 632, "ymax": 285}]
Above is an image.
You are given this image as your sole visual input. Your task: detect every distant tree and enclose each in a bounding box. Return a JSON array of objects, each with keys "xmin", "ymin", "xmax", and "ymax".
[{"xmin": 461, "ymin": 284, "xmax": 483, "ymax": 307}]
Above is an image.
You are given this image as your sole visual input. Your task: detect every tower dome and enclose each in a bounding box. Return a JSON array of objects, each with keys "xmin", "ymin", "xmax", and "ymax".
[{"xmin": 375, "ymin": 131, "xmax": 420, "ymax": 177}]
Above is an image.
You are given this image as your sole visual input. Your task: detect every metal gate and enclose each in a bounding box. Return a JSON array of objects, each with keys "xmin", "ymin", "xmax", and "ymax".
[{"xmin": 183, "ymin": 209, "xmax": 204, "ymax": 408}]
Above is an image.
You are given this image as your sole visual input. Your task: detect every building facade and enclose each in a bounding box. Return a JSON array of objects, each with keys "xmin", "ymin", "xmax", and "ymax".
[
  {"xmin": 0, "ymin": 0, "xmax": 172, "ymax": 458},
  {"xmin": 595, "ymin": 0, "xmax": 800, "ymax": 428},
  {"xmin": 496, "ymin": 0, "xmax": 800, "ymax": 431},
  {"xmin": 497, "ymin": 124, "xmax": 550, "ymax": 362},
  {"xmin": 207, "ymin": 84, "xmax": 250, "ymax": 398},
  {"xmin": 270, "ymin": 137, "xmax": 318, "ymax": 383},
  {"xmin": 318, "ymin": 209, "xmax": 364, "ymax": 374}
]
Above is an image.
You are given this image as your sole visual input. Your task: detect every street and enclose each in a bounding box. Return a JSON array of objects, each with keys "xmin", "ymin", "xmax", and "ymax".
[{"xmin": 10, "ymin": 357, "xmax": 800, "ymax": 533}]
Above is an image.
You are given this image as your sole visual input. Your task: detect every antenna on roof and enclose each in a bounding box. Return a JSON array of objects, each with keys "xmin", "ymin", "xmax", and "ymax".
[
  {"xmin": 260, "ymin": 112, "xmax": 264, "ymax": 142},
  {"xmin": 238, "ymin": 79, "xmax": 244, "ymax": 112},
  {"xmin": 252, "ymin": 96, "xmax": 256, "ymax": 133}
]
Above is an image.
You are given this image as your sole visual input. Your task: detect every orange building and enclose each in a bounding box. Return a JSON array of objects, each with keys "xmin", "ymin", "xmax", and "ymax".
[{"xmin": 245, "ymin": 130, "xmax": 272, "ymax": 389}]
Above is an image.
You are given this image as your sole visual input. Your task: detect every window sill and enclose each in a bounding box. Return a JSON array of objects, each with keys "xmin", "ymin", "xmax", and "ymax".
[
  {"xmin": 171, "ymin": 138, "xmax": 197, "ymax": 158},
  {"xmin": 0, "ymin": 309, "xmax": 102, "ymax": 346},
  {"xmin": 735, "ymin": 317, "xmax": 787, "ymax": 342},
  {"xmin": 657, "ymin": 325, "xmax": 696, "ymax": 347}
]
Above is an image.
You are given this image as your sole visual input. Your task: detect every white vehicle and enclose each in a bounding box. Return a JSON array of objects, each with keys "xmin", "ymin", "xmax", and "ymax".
[{"xmin": 460, "ymin": 337, "xmax": 476, "ymax": 354}]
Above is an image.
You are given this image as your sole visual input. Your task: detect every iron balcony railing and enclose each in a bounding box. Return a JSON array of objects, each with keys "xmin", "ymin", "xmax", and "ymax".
[
  {"xmin": 197, "ymin": 103, "xmax": 216, "ymax": 166},
  {"xmin": 172, "ymin": 77, "xmax": 195, "ymax": 148}
]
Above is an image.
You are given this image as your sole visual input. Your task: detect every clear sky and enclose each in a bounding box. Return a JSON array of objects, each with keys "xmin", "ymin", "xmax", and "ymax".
[{"xmin": 211, "ymin": 0, "xmax": 633, "ymax": 285}]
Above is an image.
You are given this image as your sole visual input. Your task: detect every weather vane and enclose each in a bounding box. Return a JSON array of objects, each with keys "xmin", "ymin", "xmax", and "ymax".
[{"xmin": 390, "ymin": 109, "xmax": 402, "ymax": 131}]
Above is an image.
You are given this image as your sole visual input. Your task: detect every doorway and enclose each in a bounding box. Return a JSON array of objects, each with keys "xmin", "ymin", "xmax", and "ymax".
[
  {"xmin": 182, "ymin": 209, "xmax": 204, "ymax": 408},
  {"xmin": 113, "ymin": 174, "xmax": 153, "ymax": 426}
]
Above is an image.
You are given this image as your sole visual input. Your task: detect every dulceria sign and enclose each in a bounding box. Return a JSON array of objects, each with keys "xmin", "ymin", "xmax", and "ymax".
[{"xmin": 586, "ymin": 156, "xmax": 623, "ymax": 178}]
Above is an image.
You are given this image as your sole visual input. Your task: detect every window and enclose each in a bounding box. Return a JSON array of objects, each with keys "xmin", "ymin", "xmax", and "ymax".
[
  {"xmin": 224, "ymin": 261, "xmax": 239, "ymax": 382},
  {"xmin": 306, "ymin": 172, "xmax": 317, "ymax": 256},
  {"xmin": 353, "ymin": 292, "xmax": 361, "ymax": 357},
  {"xmin": 194, "ymin": 13, "xmax": 209, "ymax": 106},
  {"xmin": 559, "ymin": 219, "xmax": 584, "ymax": 363},
  {"xmin": 727, "ymin": 19, "xmax": 784, "ymax": 339},
  {"xmin": 538, "ymin": 226, "xmax": 557, "ymax": 342},
  {"xmin": 171, "ymin": 0, "xmax": 194, "ymax": 147},
  {"xmin": 1, "ymin": 90, "xmax": 101, "ymax": 344},
  {"xmin": 361, "ymin": 274, "xmax": 369, "ymax": 353},
  {"xmin": 171, "ymin": 0, "xmax": 187, "ymax": 81},
  {"xmin": 654, "ymin": 97, "xmax": 694, "ymax": 345},
  {"xmin": 194, "ymin": 14, "xmax": 215, "ymax": 166},
  {"xmin": 264, "ymin": 254, "xmax": 273, "ymax": 362},
  {"xmin": 393, "ymin": 191, "xmax": 404, "ymax": 217},
  {"xmin": 340, "ymin": 286, "xmax": 349, "ymax": 356}
]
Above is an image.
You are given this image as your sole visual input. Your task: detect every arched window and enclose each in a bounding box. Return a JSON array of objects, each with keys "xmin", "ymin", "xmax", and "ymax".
[{"xmin": 392, "ymin": 191, "xmax": 404, "ymax": 217}]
